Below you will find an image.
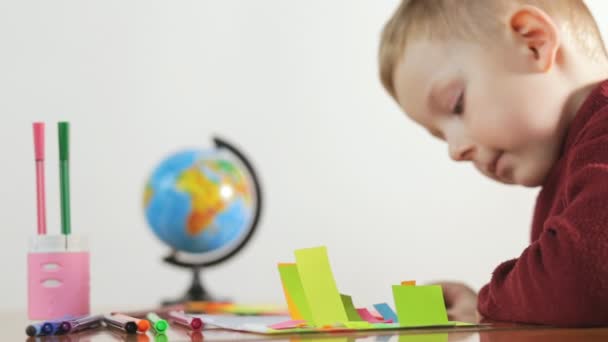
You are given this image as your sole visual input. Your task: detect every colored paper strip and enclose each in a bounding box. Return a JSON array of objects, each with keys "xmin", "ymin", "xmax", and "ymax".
[
  {"xmin": 294, "ymin": 246, "xmax": 348, "ymax": 326},
  {"xmin": 282, "ymin": 284, "xmax": 300, "ymax": 320},
  {"xmin": 373, "ymin": 303, "xmax": 399, "ymax": 323},
  {"xmin": 392, "ymin": 285, "xmax": 448, "ymax": 327},
  {"xmin": 401, "ymin": 280, "xmax": 416, "ymax": 286},
  {"xmin": 356, "ymin": 308, "xmax": 392, "ymax": 323},
  {"xmin": 340, "ymin": 294, "xmax": 363, "ymax": 321},
  {"xmin": 268, "ymin": 319, "xmax": 308, "ymax": 330},
  {"xmin": 343, "ymin": 321, "xmax": 372, "ymax": 329},
  {"xmin": 278, "ymin": 263, "xmax": 313, "ymax": 322}
]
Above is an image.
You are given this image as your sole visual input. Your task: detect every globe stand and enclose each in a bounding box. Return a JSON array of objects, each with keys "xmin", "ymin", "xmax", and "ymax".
[
  {"xmin": 162, "ymin": 267, "xmax": 214, "ymax": 306},
  {"xmin": 152, "ymin": 137, "xmax": 264, "ymax": 308}
]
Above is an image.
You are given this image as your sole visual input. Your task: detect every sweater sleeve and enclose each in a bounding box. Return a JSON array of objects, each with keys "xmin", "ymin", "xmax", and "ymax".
[{"xmin": 477, "ymin": 137, "xmax": 608, "ymax": 327}]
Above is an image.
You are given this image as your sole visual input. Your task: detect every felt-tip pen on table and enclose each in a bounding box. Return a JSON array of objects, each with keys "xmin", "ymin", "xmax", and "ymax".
[
  {"xmin": 49, "ymin": 320, "xmax": 72, "ymax": 334},
  {"xmin": 66, "ymin": 314, "xmax": 104, "ymax": 334},
  {"xmin": 42, "ymin": 320, "xmax": 71, "ymax": 335},
  {"xmin": 26, "ymin": 315, "xmax": 76, "ymax": 337},
  {"xmin": 146, "ymin": 312, "xmax": 168, "ymax": 333},
  {"xmin": 112, "ymin": 313, "xmax": 150, "ymax": 332},
  {"xmin": 104, "ymin": 314, "xmax": 138, "ymax": 334},
  {"xmin": 168, "ymin": 311, "xmax": 204, "ymax": 331},
  {"xmin": 25, "ymin": 322, "xmax": 54, "ymax": 337}
]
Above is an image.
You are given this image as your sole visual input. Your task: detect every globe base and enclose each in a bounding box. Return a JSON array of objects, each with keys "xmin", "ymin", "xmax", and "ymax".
[{"xmin": 161, "ymin": 266, "xmax": 219, "ymax": 305}]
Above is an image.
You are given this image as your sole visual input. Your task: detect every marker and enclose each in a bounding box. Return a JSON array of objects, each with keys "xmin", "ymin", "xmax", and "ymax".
[
  {"xmin": 104, "ymin": 315, "xmax": 138, "ymax": 334},
  {"xmin": 49, "ymin": 320, "xmax": 72, "ymax": 334},
  {"xmin": 112, "ymin": 313, "xmax": 150, "ymax": 332},
  {"xmin": 26, "ymin": 315, "xmax": 75, "ymax": 337},
  {"xmin": 39, "ymin": 320, "xmax": 70, "ymax": 336},
  {"xmin": 66, "ymin": 314, "xmax": 104, "ymax": 334},
  {"xmin": 25, "ymin": 322, "xmax": 53, "ymax": 337},
  {"xmin": 168, "ymin": 311, "xmax": 203, "ymax": 331},
  {"xmin": 33, "ymin": 122, "xmax": 47, "ymax": 235},
  {"xmin": 58, "ymin": 122, "xmax": 71, "ymax": 239},
  {"xmin": 146, "ymin": 313, "xmax": 169, "ymax": 333}
]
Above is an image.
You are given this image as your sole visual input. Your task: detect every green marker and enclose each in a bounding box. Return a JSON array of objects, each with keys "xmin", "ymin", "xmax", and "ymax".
[
  {"xmin": 58, "ymin": 122, "xmax": 71, "ymax": 236},
  {"xmin": 146, "ymin": 313, "xmax": 168, "ymax": 333}
]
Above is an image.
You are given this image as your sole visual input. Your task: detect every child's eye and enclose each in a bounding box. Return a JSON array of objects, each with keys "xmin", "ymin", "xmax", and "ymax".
[{"xmin": 452, "ymin": 92, "xmax": 465, "ymax": 115}]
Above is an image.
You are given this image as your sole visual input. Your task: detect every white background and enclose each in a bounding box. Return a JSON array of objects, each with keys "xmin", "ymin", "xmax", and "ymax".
[{"xmin": 1, "ymin": 1, "xmax": 606, "ymax": 312}]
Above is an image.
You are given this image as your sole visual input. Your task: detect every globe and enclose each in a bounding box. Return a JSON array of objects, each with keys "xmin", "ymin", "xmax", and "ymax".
[{"xmin": 143, "ymin": 137, "xmax": 262, "ymax": 279}]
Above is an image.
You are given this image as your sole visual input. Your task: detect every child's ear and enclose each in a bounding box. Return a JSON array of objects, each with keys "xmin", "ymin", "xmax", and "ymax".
[{"xmin": 509, "ymin": 5, "xmax": 560, "ymax": 72}]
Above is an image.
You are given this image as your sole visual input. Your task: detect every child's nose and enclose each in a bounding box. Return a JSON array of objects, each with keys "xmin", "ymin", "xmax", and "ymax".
[{"xmin": 449, "ymin": 144, "xmax": 476, "ymax": 161}]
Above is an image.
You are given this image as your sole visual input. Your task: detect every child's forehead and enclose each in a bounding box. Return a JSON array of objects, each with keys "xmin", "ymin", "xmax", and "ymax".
[{"xmin": 396, "ymin": 39, "xmax": 487, "ymax": 92}]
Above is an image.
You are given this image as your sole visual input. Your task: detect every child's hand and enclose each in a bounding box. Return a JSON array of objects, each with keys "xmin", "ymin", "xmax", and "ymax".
[{"xmin": 433, "ymin": 281, "xmax": 478, "ymax": 323}]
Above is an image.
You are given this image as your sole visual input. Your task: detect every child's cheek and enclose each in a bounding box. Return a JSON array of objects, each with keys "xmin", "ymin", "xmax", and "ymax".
[{"xmin": 466, "ymin": 111, "xmax": 519, "ymax": 148}]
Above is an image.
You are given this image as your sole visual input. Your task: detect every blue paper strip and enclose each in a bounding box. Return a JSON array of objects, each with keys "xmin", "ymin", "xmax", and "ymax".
[{"xmin": 374, "ymin": 303, "xmax": 399, "ymax": 323}]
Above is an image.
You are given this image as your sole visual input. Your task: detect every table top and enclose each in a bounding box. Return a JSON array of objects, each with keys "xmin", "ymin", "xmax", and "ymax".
[{"xmin": 7, "ymin": 312, "xmax": 608, "ymax": 342}]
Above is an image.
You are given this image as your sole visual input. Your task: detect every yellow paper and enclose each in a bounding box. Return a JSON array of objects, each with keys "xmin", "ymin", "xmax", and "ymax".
[
  {"xmin": 278, "ymin": 263, "xmax": 313, "ymax": 322},
  {"xmin": 295, "ymin": 246, "xmax": 348, "ymax": 326}
]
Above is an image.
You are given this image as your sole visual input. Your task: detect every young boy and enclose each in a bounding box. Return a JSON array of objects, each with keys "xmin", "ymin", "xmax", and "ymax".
[{"xmin": 379, "ymin": 0, "xmax": 608, "ymax": 327}]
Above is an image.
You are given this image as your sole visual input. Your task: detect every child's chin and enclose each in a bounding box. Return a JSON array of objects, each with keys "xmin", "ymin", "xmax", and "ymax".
[
  {"xmin": 515, "ymin": 171, "xmax": 546, "ymax": 187},
  {"xmin": 493, "ymin": 168, "xmax": 544, "ymax": 187}
]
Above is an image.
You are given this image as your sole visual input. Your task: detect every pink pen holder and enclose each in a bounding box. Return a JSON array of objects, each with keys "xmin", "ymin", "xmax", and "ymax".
[{"xmin": 27, "ymin": 235, "xmax": 90, "ymax": 320}]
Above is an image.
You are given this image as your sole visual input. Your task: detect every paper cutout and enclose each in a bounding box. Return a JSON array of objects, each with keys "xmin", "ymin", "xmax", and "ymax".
[
  {"xmin": 294, "ymin": 246, "xmax": 348, "ymax": 326},
  {"xmin": 196, "ymin": 313, "xmax": 467, "ymax": 335},
  {"xmin": 261, "ymin": 246, "xmax": 475, "ymax": 335},
  {"xmin": 281, "ymin": 285, "xmax": 299, "ymax": 319},
  {"xmin": 455, "ymin": 322, "xmax": 475, "ymax": 326},
  {"xmin": 392, "ymin": 285, "xmax": 448, "ymax": 327},
  {"xmin": 278, "ymin": 263, "xmax": 313, "ymax": 321},
  {"xmin": 185, "ymin": 302, "xmax": 286, "ymax": 315},
  {"xmin": 356, "ymin": 308, "xmax": 393, "ymax": 323},
  {"xmin": 268, "ymin": 319, "xmax": 308, "ymax": 330},
  {"xmin": 343, "ymin": 321, "xmax": 372, "ymax": 329},
  {"xmin": 401, "ymin": 280, "xmax": 416, "ymax": 286},
  {"xmin": 373, "ymin": 303, "xmax": 399, "ymax": 323},
  {"xmin": 340, "ymin": 294, "xmax": 363, "ymax": 321}
]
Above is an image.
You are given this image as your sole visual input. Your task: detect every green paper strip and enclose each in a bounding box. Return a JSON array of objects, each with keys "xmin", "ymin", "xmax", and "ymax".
[
  {"xmin": 454, "ymin": 321, "xmax": 475, "ymax": 326},
  {"xmin": 295, "ymin": 246, "xmax": 348, "ymax": 326},
  {"xmin": 278, "ymin": 263, "xmax": 313, "ymax": 322},
  {"xmin": 392, "ymin": 285, "xmax": 448, "ymax": 327},
  {"xmin": 340, "ymin": 294, "xmax": 363, "ymax": 321}
]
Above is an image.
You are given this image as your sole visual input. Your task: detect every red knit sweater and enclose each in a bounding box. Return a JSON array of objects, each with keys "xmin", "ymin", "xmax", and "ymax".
[{"xmin": 477, "ymin": 80, "xmax": 608, "ymax": 327}]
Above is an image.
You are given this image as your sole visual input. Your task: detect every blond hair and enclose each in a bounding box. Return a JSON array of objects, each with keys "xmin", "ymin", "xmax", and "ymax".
[{"xmin": 379, "ymin": 0, "xmax": 607, "ymax": 98}]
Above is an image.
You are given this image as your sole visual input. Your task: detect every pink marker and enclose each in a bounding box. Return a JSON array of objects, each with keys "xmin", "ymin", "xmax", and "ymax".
[
  {"xmin": 168, "ymin": 311, "xmax": 204, "ymax": 331},
  {"xmin": 33, "ymin": 123, "xmax": 47, "ymax": 235}
]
